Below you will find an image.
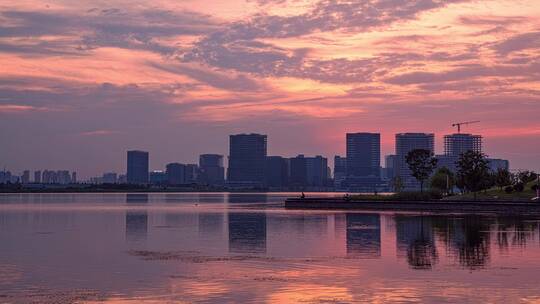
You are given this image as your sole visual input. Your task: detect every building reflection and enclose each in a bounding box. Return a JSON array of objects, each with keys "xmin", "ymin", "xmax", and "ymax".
[
  {"xmin": 346, "ymin": 213, "xmax": 381, "ymax": 258},
  {"xmin": 125, "ymin": 211, "xmax": 148, "ymax": 242},
  {"xmin": 125, "ymin": 193, "xmax": 148, "ymax": 242},
  {"xmin": 228, "ymin": 212, "xmax": 267, "ymax": 254},
  {"xmin": 126, "ymin": 193, "xmax": 149, "ymax": 203},
  {"xmin": 227, "ymin": 193, "xmax": 268, "ymax": 204},
  {"xmin": 395, "ymin": 215, "xmax": 438, "ymax": 269}
]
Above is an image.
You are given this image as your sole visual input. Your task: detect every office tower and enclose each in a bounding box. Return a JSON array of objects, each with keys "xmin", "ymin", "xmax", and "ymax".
[
  {"xmin": 334, "ymin": 156, "xmax": 347, "ymax": 190},
  {"xmin": 71, "ymin": 172, "xmax": 77, "ymax": 184},
  {"xmin": 227, "ymin": 133, "xmax": 267, "ymax": 186},
  {"xmin": 199, "ymin": 154, "xmax": 225, "ymax": 185},
  {"xmin": 395, "ymin": 133, "xmax": 435, "ymax": 190},
  {"xmin": 384, "ymin": 155, "xmax": 397, "ymax": 180},
  {"xmin": 346, "ymin": 133, "xmax": 381, "ymax": 178},
  {"xmin": 34, "ymin": 170, "xmax": 41, "ymax": 183},
  {"xmin": 444, "ymin": 134, "xmax": 482, "ymax": 156},
  {"xmin": 289, "ymin": 155, "xmax": 328, "ymax": 188},
  {"xmin": 184, "ymin": 164, "xmax": 199, "ymax": 184},
  {"xmin": 166, "ymin": 163, "xmax": 185, "ymax": 185},
  {"xmin": 265, "ymin": 156, "xmax": 289, "ymax": 188},
  {"xmin": 102, "ymin": 172, "xmax": 118, "ymax": 184},
  {"xmin": 21, "ymin": 170, "xmax": 30, "ymax": 184},
  {"xmin": 437, "ymin": 133, "xmax": 483, "ymax": 173},
  {"xmin": 149, "ymin": 170, "xmax": 167, "ymax": 185},
  {"xmin": 127, "ymin": 150, "xmax": 149, "ymax": 184}
]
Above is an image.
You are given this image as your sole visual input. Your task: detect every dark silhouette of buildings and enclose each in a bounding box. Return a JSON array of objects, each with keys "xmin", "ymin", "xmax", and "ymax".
[
  {"xmin": 345, "ymin": 133, "xmax": 382, "ymax": 191},
  {"xmin": 199, "ymin": 154, "xmax": 225, "ymax": 185},
  {"xmin": 265, "ymin": 156, "xmax": 289, "ymax": 188},
  {"xmin": 227, "ymin": 133, "xmax": 267, "ymax": 187},
  {"xmin": 395, "ymin": 133, "xmax": 434, "ymax": 191},
  {"xmin": 127, "ymin": 150, "xmax": 149, "ymax": 184},
  {"xmin": 166, "ymin": 163, "xmax": 185, "ymax": 185},
  {"xmin": 289, "ymin": 155, "xmax": 329, "ymax": 188},
  {"xmin": 333, "ymin": 156, "xmax": 347, "ymax": 190}
]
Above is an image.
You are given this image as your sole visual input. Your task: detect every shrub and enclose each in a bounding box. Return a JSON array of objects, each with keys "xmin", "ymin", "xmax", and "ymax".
[
  {"xmin": 504, "ymin": 186, "xmax": 513, "ymax": 194},
  {"xmin": 532, "ymin": 184, "xmax": 539, "ymax": 192},
  {"xmin": 513, "ymin": 183, "xmax": 524, "ymax": 192},
  {"xmin": 392, "ymin": 191, "xmax": 442, "ymax": 201}
]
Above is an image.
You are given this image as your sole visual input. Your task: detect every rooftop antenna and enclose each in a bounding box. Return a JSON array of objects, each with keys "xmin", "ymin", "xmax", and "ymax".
[{"xmin": 452, "ymin": 121, "xmax": 480, "ymax": 134}]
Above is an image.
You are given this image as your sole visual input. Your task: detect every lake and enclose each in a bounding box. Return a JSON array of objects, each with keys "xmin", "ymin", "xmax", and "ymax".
[{"xmin": 1, "ymin": 193, "xmax": 540, "ymax": 303}]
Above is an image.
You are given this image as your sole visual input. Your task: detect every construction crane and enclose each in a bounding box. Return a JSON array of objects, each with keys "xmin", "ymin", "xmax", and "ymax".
[{"xmin": 452, "ymin": 121, "xmax": 480, "ymax": 133}]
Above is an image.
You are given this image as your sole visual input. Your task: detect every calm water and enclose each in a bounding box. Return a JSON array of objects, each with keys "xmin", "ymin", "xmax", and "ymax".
[{"xmin": 1, "ymin": 193, "xmax": 540, "ymax": 303}]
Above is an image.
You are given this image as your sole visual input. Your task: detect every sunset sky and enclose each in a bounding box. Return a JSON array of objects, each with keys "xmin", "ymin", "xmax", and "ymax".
[{"xmin": 1, "ymin": 0, "xmax": 539, "ymax": 177}]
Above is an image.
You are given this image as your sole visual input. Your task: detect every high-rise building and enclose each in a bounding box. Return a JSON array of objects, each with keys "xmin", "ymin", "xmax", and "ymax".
[
  {"xmin": 127, "ymin": 150, "xmax": 149, "ymax": 184},
  {"xmin": 184, "ymin": 164, "xmax": 199, "ymax": 184},
  {"xmin": 166, "ymin": 163, "xmax": 185, "ymax": 185},
  {"xmin": 346, "ymin": 133, "xmax": 381, "ymax": 178},
  {"xmin": 334, "ymin": 156, "xmax": 347, "ymax": 190},
  {"xmin": 21, "ymin": 170, "xmax": 30, "ymax": 184},
  {"xmin": 34, "ymin": 170, "xmax": 41, "ymax": 183},
  {"xmin": 444, "ymin": 134, "xmax": 482, "ymax": 156},
  {"xmin": 289, "ymin": 155, "xmax": 328, "ymax": 188},
  {"xmin": 265, "ymin": 156, "xmax": 289, "ymax": 188},
  {"xmin": 437, "ymin": 133, "xmax": 483, "ymax": 173},
  {"xmin": 57, "ymin": 170, "xmax": 71, "ymax": 184},
  {"xmin": 227, "ymin": 134, "xmax": 267, "ymax": 186},
  {"xmin": 199, "ymin": 154, "xmax": 225, "ymax": 185},
  {"xmin": 384, "ymin": 155, "xmax": 397, "ymax": 180},
  {"xmin": 71, "ymin": 172, "xmax": 77, "ymax": 184},
  {"xmin": 395, "ymin": 133, "xmax": 435, "ymax": 190},
  {"xmin": 149, "ymin": 170, "xmax": 167, "ymax": 185}
]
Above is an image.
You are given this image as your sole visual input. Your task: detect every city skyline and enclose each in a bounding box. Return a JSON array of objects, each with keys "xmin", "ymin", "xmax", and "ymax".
[{"xmin": 1, "ymin": 0, "xmax": 539, "ymax": 177}]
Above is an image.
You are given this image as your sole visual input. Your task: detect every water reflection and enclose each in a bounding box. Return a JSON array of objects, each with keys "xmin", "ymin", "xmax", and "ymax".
[
  {"xmin": 346, "ymin": 213, "xmax": 381, "ymax": 258},
  {"xmin": 228, "ymin": 212, "xmax": 267, "ymax": 254},
  {"xmin": 2, "ymin": 193, "xmax": 540, "ymax": 303}
]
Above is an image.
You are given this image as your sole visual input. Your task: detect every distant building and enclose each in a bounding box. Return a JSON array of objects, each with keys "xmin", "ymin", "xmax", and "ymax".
[
  {"xmin": 227, "ymin": 134, "xmax": 267, "ymax": 187},
  {"xmin": 184, "ymin": 164, "xmax": 199, "ymax": 184},
  {"xmin": 149, "ymin": 170, "xmax": 167, "ymax": 185},
  {"xmin": 21, "ymin": 170, "xmax": 30, "ymax": 184},
  {"xmin": 71, "ymin": 172, "xmax": 77, "ymax": 184},
  {"xmin": 334, "ymin": 156, "xmax": 347, "ymax": 190},
  {"xmin": 199, "ymin": 154, "xmax": 225, "ymax": 185},
  {"xmin": 265, "ymin": 156, "xmax": 289, "ymax": 188},
  {"xmin": 395, "ymin": 133, "xmax": 435, "ymax": 191},
  {"xmin": 102, "ymin": 172, "xmax": 118, "ymax": 184},
  {"xmin": 57, "ymin": 170, "xmax": 71, "ymax": 184},
  {"xmin": 117, "ymin": 174, "xmax": 127, "ymax": 184},
  {"xmin": 289, "ymin": 155, "xmax": 329, "ymax": 188},
  {"xmin": 487, "ymin": 158, "xmax": 510, "ymax": 172},
  {"xmin": 34, "ymin": 170, "xmax": 41, "ymax": 183},
  {"xmin": 127, "ymin": 150, "xmax": 149, "ymax": 184},
  {"xmin": 166, "ymin": 163, "xmax": 185, "ymax": 185},
  {"xmin": 0, "ymin": 170, "xmax": 12, "ymax": 184},
  {"xmin": 444, "ymin": 133, "xmax": 482, "ymax": 156},
  {"xmin": 384, "ymin": 155, "xmax": 397, "ymax": 180},
  {"xmin": 346, "ymin": 133, "xmax": 381, "ymax": 178},
  {"xmin": 437, "ymin": 133, "xmax": 483, "ymax": 173}
]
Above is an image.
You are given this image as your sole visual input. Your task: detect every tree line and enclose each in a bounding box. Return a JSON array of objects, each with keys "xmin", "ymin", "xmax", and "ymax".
[{"xmin": 392, "ymin": 149, "xmax": 538, "ymax": 200}]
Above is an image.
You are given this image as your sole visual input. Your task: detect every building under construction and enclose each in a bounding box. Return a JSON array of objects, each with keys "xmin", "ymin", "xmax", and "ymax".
[{"xmin": 444, "ymin": 133, "xmax": 483, "ymax": 156}]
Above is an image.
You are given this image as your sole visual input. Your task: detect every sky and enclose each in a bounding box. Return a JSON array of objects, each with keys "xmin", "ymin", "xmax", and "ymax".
[{"xmin": 0, "ymin": 0, "xmax": 539, "ymax": 178}]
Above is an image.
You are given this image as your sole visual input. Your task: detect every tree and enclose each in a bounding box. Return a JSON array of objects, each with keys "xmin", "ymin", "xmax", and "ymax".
[
  {"xmin": 494, "ymin": 168, "xmax": 512, "ymax": 191},
  {"xmin": 456, "ymin": 151, "xmax": 490, "ymax": 200},
  {"xmin": 406, "ymin": 149, "xmax": 438, "ymax": 193},
  {"xmin": 430, "ymin": 167, "xmax": 455, "ymax": 194}
]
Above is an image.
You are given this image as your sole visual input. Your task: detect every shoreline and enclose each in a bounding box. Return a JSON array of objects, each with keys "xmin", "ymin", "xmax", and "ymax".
[{"xmin": 285, "ymin": 197, "xmax": 540, "ymax": 213}]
